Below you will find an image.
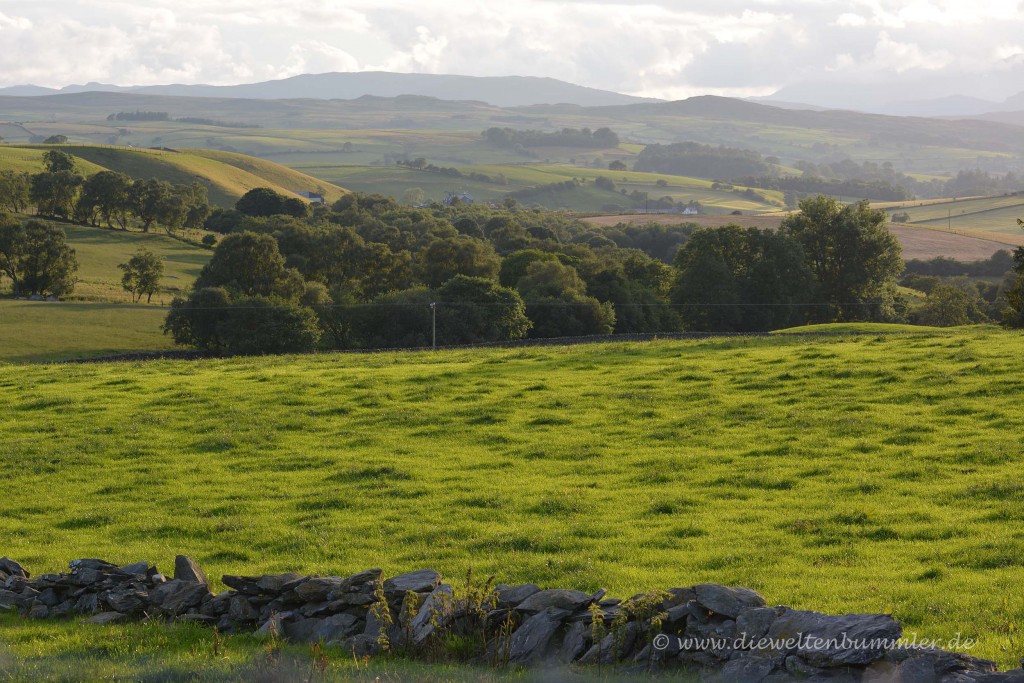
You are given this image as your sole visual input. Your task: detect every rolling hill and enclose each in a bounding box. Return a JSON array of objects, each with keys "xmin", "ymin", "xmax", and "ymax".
[
  {"xmin": 0, "ymin": 144, "xmax": 347, "ymax": 207},
  {"xmin": 0, "ymin": 72, "xmax": 657, "ymax": 108}
]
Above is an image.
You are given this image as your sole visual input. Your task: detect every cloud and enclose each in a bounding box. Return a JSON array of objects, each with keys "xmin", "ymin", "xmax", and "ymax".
[{"xmin": 0, "ymin": 0, "xmax": 1022, "ymax": 102}]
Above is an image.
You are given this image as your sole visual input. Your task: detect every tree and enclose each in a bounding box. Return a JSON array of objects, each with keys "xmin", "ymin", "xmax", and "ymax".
[
  {"xmin": 0, "ymin": 213, "xmax": 25, "ymax": 296},
  {"xmin": 0, "ymin": 171, "xmax": 31, "ymax": 213},
  {"xmin": 194, "ymin": 231, "xmax": 295, "ymax": 298},
  {"xmin": 516, "ymin": 260, "xmax": 615, "ymax": 337},
  {"xmin": 130, "ymin": 178, "xmax": 171, "ymax": 232},
  {"xmin": 913, "ymin": 281, "xmax": 987, "ymax": 327},
  {"xmin": 30, "ymin": 170, "xmax": 83, "ymax": 220},
  {"xmin": 781, "ymin": 196, "xmax": 902, "ymax": 321},
  {"xmin": 608, "ymin": 160, "xmax": 628, "ymax": 171},
  {"xmin": 42, "ymin": 150, "xmax": 75, "ymax": 172},
  {"xmin": 42, "ymin": 135, "xmax": 69, "ymax": 145},
  {"xmin": 119, "ymin": 248, "xmax": 164, "ymax": 303},
  {"xmin": 1002, "ymin": 219, "xmax": 1024, "ymax": 328},
  {"xmin": 402, "ymin": 187, "xmax": 426, "ymax": 206},
  {"xmin": 77, "ymin": 171, "xmax": 133, "ymax": 229},
  {"xmin": 236, "ymin": 187, "xmax": 307, "ymax": 218},
  {"xmin": 671, "ymin": 225, "xmax": 817, "ymax": 332},
  {"xmin": 418, "ymin": 236, "xmax": 501, "ymax": 287},
  {"xmin": 435, "ymin": 275, "xmax": 531, "ymax": 344},
  {"xmin": 0, "ymin": 219, "xmax": 78, "ymax": 297}
]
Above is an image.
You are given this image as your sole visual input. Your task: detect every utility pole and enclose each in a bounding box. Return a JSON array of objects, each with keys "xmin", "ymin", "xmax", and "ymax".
[{"xmin": 430, "ymin": 302, "xmax": 437, "ymax": 350}]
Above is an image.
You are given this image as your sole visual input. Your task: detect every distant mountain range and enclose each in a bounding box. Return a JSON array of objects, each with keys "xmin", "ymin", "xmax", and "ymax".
[{"xmin": 0, "ymin": 72, "xmax": 657, "ymax": 108}]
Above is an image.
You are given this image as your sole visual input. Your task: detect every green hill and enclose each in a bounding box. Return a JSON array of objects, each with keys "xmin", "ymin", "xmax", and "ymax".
[
  {"xmin": 1, "ymin": 327, "xmax": 1023, "ymax": 669},
  {"xmin": 0, "ymin": 144, "xmax": 348, "ymax": 208}
]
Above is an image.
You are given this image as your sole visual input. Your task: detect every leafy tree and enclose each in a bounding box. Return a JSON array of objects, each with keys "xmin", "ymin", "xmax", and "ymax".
[
  {"xmin": 236, "ymin": 187, "xmax": 308, "ymax": 218},
  {"xmin": 42, "ymin": 150, "xmax": 75, "ymax": 172},
  {"xmin": 780, "ymin": 196, "xmax": 902, "ymax": 321},
  {"xmin": 194, "ymin": 231, "xmax": 296, "ymax": 298},
  {"xmin": 435, "ymin": 275, "xmax": 531, "ymax": 344},
  {"xmin": 608, "ymin": 160, "xmax": 628, "ymax": 171},
  {"xmin": 0, "ymin": 213, "xmax": 25, "ymax": 295},
  {"xmin": 0, "ymin": 219, "xmax": 78, "ymax": 297},
  {"xmin": 119, "ymin": 248, "xmax": 164, "ymax": 303},
  {"xmin": 498, "ymin": 249, "xmax": 561, "ymax": 287},
  {"xmin": 913, "ymin": 281, "xmax": 987, "ymax": 327},
  {"xmin": 130, "ymin": 178, "xmax": 171, "ymax": 232},
  {"xmin": 671, "ymin": 225, "xmax": 817, "ymax": 332},
  {"xmin": 163, "ymin": 287, "xmax": 232, "ymax": 350},
  {"xmin": 516, "ymin": 260, "xmax": 615, "ymax": 337},
  {"xmin": 0, "ymin": 171, "xmax": 31, "ymax": 213},
  {"xmin": 1002, "ymin": 219, "xmax": 1024, "ymax": 328},
  {"xmin": 349, "ymin": 286, "xmax": 435, "ymax": 349},
  {"xmin": 402, "ymin": 187, "xmax": 426, "ymax": 206},
  {"xmin": 214, "ymin": 297, "xmax": 321, "ymax": 355},
  {"xmin": 418, "ymin": 236, "xmax": 501, "ymax": 287},
  {"xmin": 30, "ymin": 171, "xmax": 83, "ymax": 220},
  {"xmin": 77, "ymin": 171, "xmax": 133, "ymax": 229},
  {"xmin": 42, "ymin": 135, "xmax": 69, "ymax": 145}
]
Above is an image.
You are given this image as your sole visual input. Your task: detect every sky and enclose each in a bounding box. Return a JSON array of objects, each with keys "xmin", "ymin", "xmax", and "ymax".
[{"xmin": 1, "ymin": 0, "xmax": 1023, "ymax": 102}]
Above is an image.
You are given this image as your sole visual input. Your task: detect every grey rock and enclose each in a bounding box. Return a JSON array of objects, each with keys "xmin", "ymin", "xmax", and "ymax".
[
  {"xmin": 118, "ymin": 561, "xmax": 150, "ymax": 576},
  {"xmin": 85, "ymin": 611, "xmax": 127, "ymax": 625},
  {"xmin": 200, "ymin": 591, "xmax": 234, "ymax": 618},
  {"xmin": 325, "ymin": 591, "xmax": 374, "ymax": 609},
  {"xmin": 665, "ymin": 586, "xmax": 697, "ymax": 609},
  {"xmin": 221, "ymin": 575, "xmax": 263, "ymax": 594},
  {"xmin": 516, "ymin": 588, "xmax": 594, "ymax": 614},
  {"xmin": 383, "ymin": 569, "xmax": 441, "ymax": 596},
  {"xmin": 346, "ymin": 633, "xmax": 383, "ymax": 658},
  {"xmin": 766, "ymin": 609, "xmax": 901, "ymax": 667},
  {"xmin": 410, "ymin": 584, "xmax": 454, "ymax": 645},
  {"xmin": 718, "ymin": 656, "xmax": 777, "ymax": 683},
  {"xmin": 150, "ymin": 580, "xmax": 210, "ymax": 616},
  {"xmin": 580, "ymin": 621, "xmax": 642, "ymax": 665},
  {"xmin": 28, "ymin": 604, "xmax": 49, "ymax": 619},
  {"xmin": 36, "ymin": 588, "xmax": 62, "ymax": 607},
  {"xmin": 736, "ymin": 607, "xmax": 787, "ymax": 645},
  {"xmin": 173, "ymin": 556, "xmax": 209, "ymax": 587},
  {"xmin": 70, "ymin": 568, "xmax": 103, "ymax": 586},
  {"xmin": 50, "ymin": 599, "xmax": 75, "ymax": 618},
  {"xmin": 256, "ymin": 572, "xmax": 305, "ymax": 594},
  {"xmin": 0, "ymin": 589, "xmax": 29, "ymax": 610},
  {"xmin": 291, "ymin": 577, "xmax": 344, "ymax": 603},
  {"xmin": 495, "ymin": 583, "xmax": 541, "ymax": 609},
  {"xmin": 70, "ymin": 559, "xmax": 116, "ymax": 572},
  {"xmin": 285, "ymin": 613, "xmax": 361, "ymax": 643},
  {"xmin": 0, "ymin": 557, "xmax": 28, "ymax": 579},
  {"xmin": 785, "ymin": 655, "xmax": 828, "ymax": 677},
  {"xmin": 75, "ymin": 593, "xmax": 99, "ymax": 614},
  {"xmin": 558, "ymin": 620, "xmax": 590, "ymax": 663},
  {"xmin": 104, "ymin": 589, "xmax": 148, "ymax": 614},
  {"xmin": 897, "ymin": 655, "xmax": 939, "ymax": 683},
  {"xmin": 695, "ymin": 584, "xmax": 767, "ymax": 618},
  {"xmin": 508, "ymin": 607, "xmax": 568, "ymax": 664},
  {"xmin": 255, "ymin": 611, "xmax": 294, "ymax": 637},
  {"xmin": 229, "ymin": 595, "xmax": 259, "ymax": 623}
]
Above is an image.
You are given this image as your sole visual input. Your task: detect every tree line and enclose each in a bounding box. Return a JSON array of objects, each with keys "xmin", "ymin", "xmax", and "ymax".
[
  {"xmin": 162, "ymin": 190, "xmax": 936, "ymax": 355},
  {"xmin": 0, "ymin": 150, "xmax": 212, "ymax": 232},
  {"xmin": 482, "ymin": 127, "xmax": 620, "ymax": 150}
]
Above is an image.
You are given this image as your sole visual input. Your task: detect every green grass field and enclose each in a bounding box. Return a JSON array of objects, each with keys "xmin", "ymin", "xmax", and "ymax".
[
  {"xmin": 876, "ymin": 194, "xmax": 1024, "ymax": 239},
  {"xmin": 1, "ymin": 327, "xmax": 1023, "ymax": 668}
]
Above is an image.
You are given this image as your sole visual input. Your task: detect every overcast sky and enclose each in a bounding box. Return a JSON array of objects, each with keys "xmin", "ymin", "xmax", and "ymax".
[{"xmin": 1, "ymin": 0, "xmax": 1023, "ymax": 101}]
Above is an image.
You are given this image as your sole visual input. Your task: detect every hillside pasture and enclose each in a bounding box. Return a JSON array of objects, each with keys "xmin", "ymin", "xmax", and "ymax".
[{"xmin": 0, "ymin": 328, "xmax": 1023, "ymax": 667}]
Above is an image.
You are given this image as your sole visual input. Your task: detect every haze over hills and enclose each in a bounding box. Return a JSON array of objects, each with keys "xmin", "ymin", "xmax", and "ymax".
[{"xmin": 0, "ymin": 72, "xmax": 656, "ymax": 108}]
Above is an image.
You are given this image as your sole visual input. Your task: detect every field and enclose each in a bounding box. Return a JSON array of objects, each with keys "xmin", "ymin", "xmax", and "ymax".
[
  {"xmin": 0, "ymin": 145, "xmax": 347, "ymax": 208},
  {"xmin": 583, "ymin": 214, "xmax": 1019, "ymax": 260},
  {"xmin": 875, "ymin": 195, "xmax": 1024, "ymax": 240},
  {"xmin": 1, "ymin": 327, "xmax": 1023, "ymax": 671}
]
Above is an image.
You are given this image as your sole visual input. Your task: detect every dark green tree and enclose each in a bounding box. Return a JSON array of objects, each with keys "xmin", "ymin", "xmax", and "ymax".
[
  {"xmin": 130, "ymin": 178, "xmax": 171, "ymax": 232},
  {"xmin": 781, "ymin": 196, "xmax": 902, "ymax": 321},
  {"xmin": 435, "ymin": 275, "xmax": 531, "ymax": 344},
  {"xmin": 194, "ymin": 231, "xmax": 297, "ymax": 299},
  {"xmin": 516, "ymin": 260, "xmax": 615, "ymax": 337},
  {"xmin": 418, "ymin": 236, "xmax": 501, "ymax": 287},
  {"xmin": 76, "ymin": 171, "xmax": 133, "ymax": 228},
  {"xmin": 0, "ymin": 171, "xmax": 31, "ymax": 213},
  {"xmin": 671, "ymin": 225, "xmax": 817, "ymax": 332},
  {"xmin": 30, "ymin": 171, "xmax": 83, "ymax": 220},
  {"xmin": 119, "ymin": 248, "xmax": 164, "ymax": 303},
  {"xmin": 0, "ymin": 219, "xmax": 78, "ymax": 297}
]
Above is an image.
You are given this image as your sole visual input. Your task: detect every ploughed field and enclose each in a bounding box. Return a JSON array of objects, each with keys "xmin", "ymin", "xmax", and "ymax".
[{"xmin": 1, "ymin": 327, "xmax": 1023, "ymax": 669}]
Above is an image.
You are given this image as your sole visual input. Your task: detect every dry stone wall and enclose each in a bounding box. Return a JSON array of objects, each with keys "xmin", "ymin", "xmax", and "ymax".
[{"xmin": 1, "ymin": 555, "xmax": 1021, "ymax": 682}]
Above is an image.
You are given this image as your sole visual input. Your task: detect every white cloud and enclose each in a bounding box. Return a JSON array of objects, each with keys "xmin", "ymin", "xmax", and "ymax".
[{"xmin": 0, "ymin": 0, "xmax": 1023, "ymax": 102}]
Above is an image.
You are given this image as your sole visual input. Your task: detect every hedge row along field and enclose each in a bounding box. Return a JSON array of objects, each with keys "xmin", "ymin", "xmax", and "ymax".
[{"xmin": 1, "ymin": 327, "xmax": 1023, "ymax": 671}]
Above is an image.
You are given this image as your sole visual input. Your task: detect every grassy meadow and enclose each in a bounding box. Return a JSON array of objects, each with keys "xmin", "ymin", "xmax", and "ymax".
[{"xmin": 1, "ymin": 327, "xmax": 1023, "ymax": 669}]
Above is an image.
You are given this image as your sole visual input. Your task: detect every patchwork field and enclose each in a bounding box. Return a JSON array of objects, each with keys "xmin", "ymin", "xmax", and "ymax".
[
  {"xmin": 1, "ymin": 327, "xmax": 1023, "ymax": 671},
  {"xmin": 583, "ymin": 214, "xmax": 1020, "ymax": 260}
]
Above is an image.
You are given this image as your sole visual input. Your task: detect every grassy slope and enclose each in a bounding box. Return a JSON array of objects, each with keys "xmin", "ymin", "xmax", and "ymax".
[
  {"xmin": 0, "ymin": 300, "xmax": 174, "ymax": 362},
  {"xmin": 1, "ymin": 328, "xmax": 1023, "ymax": 666},
  {"xmin": 0, "ymin": 145, "xmax": 347, "ymax": 208},
  {"xmin": 0, "ymin": 220, "xmax": 209, "ymax": 361}
]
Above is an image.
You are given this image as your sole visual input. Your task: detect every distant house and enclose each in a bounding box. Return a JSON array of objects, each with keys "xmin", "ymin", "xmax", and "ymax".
[
  {"xmin": 296, "ymin": 191, "xmax": 326, "ymax": 205},
  {"xmin": 681, "ymin": 206, "xmax": 700, "ymax": 215},
  {"xmin": 443, "ymin": 191, "xmax": 474, "ymax": 206}
]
